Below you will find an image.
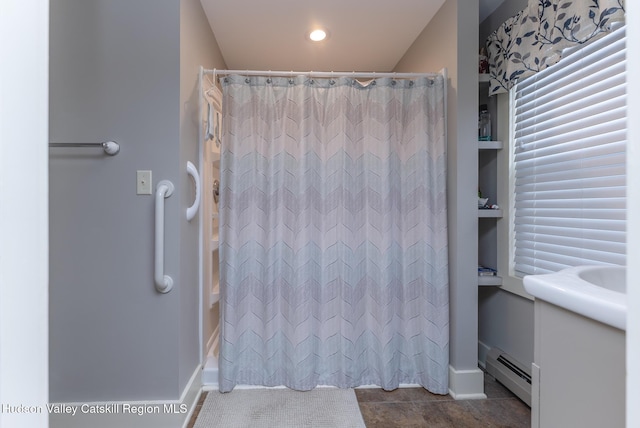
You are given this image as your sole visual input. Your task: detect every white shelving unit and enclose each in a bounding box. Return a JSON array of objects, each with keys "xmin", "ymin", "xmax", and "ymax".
[{"xmin": 201, "ymin": 78, "xmax": 223, "ymax": 387}]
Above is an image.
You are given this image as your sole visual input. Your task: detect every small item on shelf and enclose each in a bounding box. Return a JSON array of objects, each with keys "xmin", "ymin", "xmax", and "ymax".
[
  {"xmin": 478, "ymin": 104, "xmax": 491, "ymax": 141},
  {"xmin": 479, "ymin": 47, "xmax": 489, "ymax": 74},
  {"xmin": 478, "ymin": 266, "xmax": 497, "ymax": 276},
  {"xmin": 478, "ymin": 197, "xmax": 489, "ymax": 208}
]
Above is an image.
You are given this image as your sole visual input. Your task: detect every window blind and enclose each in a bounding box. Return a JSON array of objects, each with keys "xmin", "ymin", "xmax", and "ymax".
[{"xmin": 513, "ymin": 25, "xmax": 627, "ymax": 276}]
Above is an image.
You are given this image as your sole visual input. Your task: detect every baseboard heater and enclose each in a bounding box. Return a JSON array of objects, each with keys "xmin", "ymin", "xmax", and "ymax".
[{"xmin": 485, "ymin": 347, "xmax": 532, "ymax": 407}]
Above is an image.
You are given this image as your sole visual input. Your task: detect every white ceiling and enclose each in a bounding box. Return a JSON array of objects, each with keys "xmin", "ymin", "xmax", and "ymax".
[{"xmin": 200, "ymin": 0, "xmax": 503, "ymax": 72}]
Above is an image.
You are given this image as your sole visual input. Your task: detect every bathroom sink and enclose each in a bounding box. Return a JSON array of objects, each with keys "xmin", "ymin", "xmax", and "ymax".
[{"xmin": 523, "ymin": 265, "xmax": 627, "ymax": 330}]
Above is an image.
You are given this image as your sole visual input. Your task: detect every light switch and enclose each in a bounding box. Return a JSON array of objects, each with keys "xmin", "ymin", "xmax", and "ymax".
[{"xmin": 137, "ymin": 170, "xmax": 152, "ymax": 195}]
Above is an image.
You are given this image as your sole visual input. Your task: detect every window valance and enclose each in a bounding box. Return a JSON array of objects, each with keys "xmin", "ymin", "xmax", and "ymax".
[{"xmin": 486, "ymin": 0, "xmax": 625, "ymax": 96}]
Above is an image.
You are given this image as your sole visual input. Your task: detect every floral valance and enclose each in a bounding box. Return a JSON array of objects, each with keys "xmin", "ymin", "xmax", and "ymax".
[{"xmin": 486, "ymin": 0, "xmax": 625, "ymax": 96}]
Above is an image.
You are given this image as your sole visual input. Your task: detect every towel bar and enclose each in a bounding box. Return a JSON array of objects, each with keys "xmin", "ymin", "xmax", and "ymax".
[{"xmin": 49, "ymin": 141, "xmax": 120, "ymax": 156}]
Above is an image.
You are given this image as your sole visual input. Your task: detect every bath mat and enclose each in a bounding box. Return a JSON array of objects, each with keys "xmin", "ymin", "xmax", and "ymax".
[{"xmin": 193, "ymin": 388, "xmax": 366, "ymax": 428}]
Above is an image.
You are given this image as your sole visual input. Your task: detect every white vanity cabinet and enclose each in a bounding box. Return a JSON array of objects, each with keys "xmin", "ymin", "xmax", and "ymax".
[{"xmin": 531, "ymin": 299, "xmax": 625, "ymax": 428}]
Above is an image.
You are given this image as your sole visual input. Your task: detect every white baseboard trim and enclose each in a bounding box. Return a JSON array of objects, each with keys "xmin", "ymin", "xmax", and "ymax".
[
  {"xmin": 202, "ymin": 331, "xmax": 219, "ymax": 388},
  {"xmin": 448, "ymin": 365, "xmax": 487, "ymax": 400},
  {"xmin": 49, "ymin": 366, "xmax": 202, "ymax": 428},
  {"xmin": 477, "ymin": 340, "xmax": 491, "ymax": 370},
  {"xmin": 180, "ymin": 368, "xmax": 203, "ymax": 428},
  {"xmin": 202, "ymin": 354, "xmax": 219, "ymax": 388}
]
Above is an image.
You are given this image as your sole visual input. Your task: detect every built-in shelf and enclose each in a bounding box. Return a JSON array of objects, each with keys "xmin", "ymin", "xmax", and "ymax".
[
  {"xmin": 478, "ymin": 275, "xmax": 503, "ymax": 286},
  {"xmin": 478, "ymin": 140, "xmax": 503, "ymax": 150},
  {"xmin": 478, "ymin": 209, "xmax": 503, "ymax": 218},
  {"xmin": 477, "ymin": 73, "xmax": 500, "ymax": 289},
  {"xmin": 210, "ymin": 281, "xmax": 220, "ymax": 307}
]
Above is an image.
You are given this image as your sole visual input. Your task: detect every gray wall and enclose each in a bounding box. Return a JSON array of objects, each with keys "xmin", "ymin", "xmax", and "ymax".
[
  {"xmin": 479, "ymin": 288, "xmax": 533, "ymax": 368},
  {"xmin": 395, "ymin": 0, "xmax": 481, "ymax": 372},
  {"xmin": 50, "ymin": 0, "xmax": 184, "ymax": 402}
]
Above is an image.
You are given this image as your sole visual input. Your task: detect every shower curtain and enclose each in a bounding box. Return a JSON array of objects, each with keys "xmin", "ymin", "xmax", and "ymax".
[{"xmin": 218, "ymin": 74, "xmax": 449, "ymax": 394}]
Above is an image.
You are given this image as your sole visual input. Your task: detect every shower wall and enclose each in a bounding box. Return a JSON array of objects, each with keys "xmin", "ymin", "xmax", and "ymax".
[{"xmin": 179, "ymin": 0, "xmax": 227, "ymax": 389}]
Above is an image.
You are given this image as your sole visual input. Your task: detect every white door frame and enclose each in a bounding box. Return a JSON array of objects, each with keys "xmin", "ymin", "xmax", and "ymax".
[
  {"xmin": 0, "ymin": 1, "xmax": 50, "ymax": 427},
  {"xmin": 628, "ymin": 3, "xmax": 640, "ymax": 427}
]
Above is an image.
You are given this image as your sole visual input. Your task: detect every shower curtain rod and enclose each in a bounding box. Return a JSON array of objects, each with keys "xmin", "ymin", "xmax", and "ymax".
[{"xmin": 203, "ymin": 69, "xmax": 441, "ymax": 79}]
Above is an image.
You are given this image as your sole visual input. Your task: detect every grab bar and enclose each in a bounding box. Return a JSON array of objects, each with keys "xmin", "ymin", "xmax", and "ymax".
[
  {"xmin": 49, "ymin": 141, "xmax": 120, "ymax": 155},
  {"xmin": 186, "ymin": 161, "xmax": 201, "ymax": 221},
  {"xmin": 155, "ymin": 180, "xmax": 174, "ymax": 293}
]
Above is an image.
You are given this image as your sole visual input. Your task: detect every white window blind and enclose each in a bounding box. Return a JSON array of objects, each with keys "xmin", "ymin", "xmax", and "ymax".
[{"xmin": 513, "ymin": 25, "xmax": 627, "ymax": 276}]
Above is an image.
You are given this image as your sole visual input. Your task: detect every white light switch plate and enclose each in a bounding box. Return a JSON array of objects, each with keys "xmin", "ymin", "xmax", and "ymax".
[{"xmin": 137, "ymin": 170, "xmax": 152, "ymax": 195}]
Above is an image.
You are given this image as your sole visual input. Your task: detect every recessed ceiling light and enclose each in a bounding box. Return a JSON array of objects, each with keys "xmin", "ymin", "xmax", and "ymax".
[{"xmin": 309, "ymin": 29, "xmax": 327, "ymax": 42}]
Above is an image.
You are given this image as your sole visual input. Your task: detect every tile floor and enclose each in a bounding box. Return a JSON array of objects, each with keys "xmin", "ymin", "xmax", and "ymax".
[
  {"xmin": 355, "ymin": 373, "xmax": 530, "ymax": 427},
  {"xmin": 188, "ymin": 372, "xmax": 531, "ymax": 427}
]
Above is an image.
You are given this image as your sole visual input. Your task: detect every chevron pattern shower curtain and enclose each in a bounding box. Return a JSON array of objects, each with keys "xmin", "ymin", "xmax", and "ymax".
[{"xmin": 218, "ymin": 74, "xmax": 449, "ymax": 394}]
